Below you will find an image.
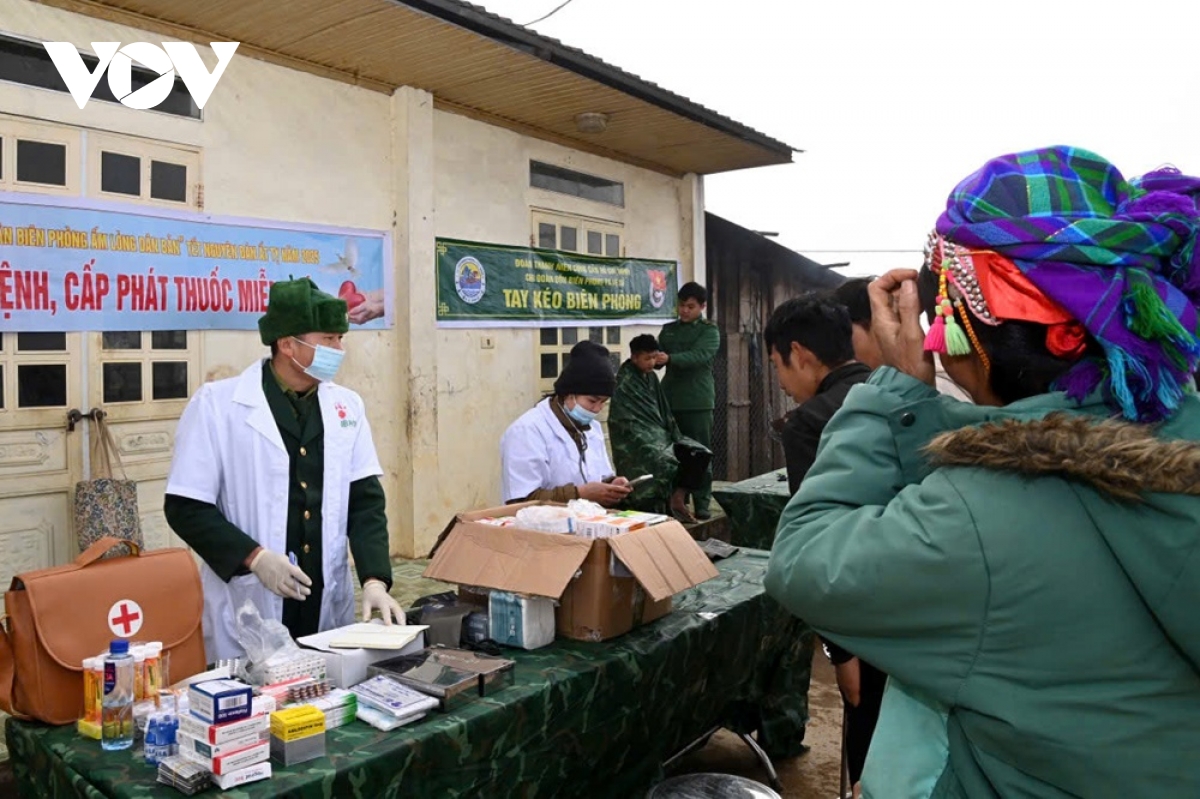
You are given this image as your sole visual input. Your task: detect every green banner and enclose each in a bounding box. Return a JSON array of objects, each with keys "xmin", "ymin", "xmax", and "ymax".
[{"xmin": 436, "ymin": 238, "xmax": 678, "ymax": 327}]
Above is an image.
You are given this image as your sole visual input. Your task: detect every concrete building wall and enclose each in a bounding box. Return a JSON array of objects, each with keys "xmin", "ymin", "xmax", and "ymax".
[
  {"xmin": 425, "ymin": 110, "xmax": 697, "ymax": 554},
  {"xmin": 0, "ymin": 0, "xmax": 403, "ymax": 561},
  {"xmin": 0, "ymin": 0, "xmax": 704, "ymax": 562}
]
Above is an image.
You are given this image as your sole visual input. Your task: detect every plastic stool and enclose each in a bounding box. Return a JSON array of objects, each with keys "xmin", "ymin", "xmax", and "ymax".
[{"xmin": 647, "ymin": 773, "xmax": 781, "ymax": 799}]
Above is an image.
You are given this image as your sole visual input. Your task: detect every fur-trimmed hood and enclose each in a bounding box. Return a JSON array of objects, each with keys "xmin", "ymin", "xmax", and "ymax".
[
  {"xmin": 924, "ymin": 410, "xmax": 1200, "ymax": 676},
  {"xmin": 925, "ymin": 413, "xmax": 1200, "ymax": 502}
]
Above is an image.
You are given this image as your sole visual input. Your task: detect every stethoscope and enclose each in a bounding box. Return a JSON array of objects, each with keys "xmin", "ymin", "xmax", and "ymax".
[{"xmin": 554, "ymin": 396, "xmax": 590, "ymax": 483}]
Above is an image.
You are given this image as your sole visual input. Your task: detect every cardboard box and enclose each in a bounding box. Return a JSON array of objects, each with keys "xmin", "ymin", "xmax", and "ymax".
[
  {"xmin": 557, "ymin": 537, "xmax": 673, "ymax": 641},
  {"xmin": 424, "ymin": 503, "xmax": 717, "ymax": 642},
  {"xmin": 297, "ymin": 625, "xmax": 426, "ymax": 689}
]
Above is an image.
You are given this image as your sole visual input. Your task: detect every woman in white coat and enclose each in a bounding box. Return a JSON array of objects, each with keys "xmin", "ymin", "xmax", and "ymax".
[{"xmin": 501, "ymin": 341, "xmax": 633, "ymax": 507}]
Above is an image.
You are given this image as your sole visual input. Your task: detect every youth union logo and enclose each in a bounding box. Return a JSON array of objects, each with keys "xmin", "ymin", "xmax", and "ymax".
[
  {"xmin": 455, "ymin": 257, "xmax": 486, "ymax": 304},
  {"xmin": 647, "ymin": 270, "xmax": 668, "ymax": 309}
]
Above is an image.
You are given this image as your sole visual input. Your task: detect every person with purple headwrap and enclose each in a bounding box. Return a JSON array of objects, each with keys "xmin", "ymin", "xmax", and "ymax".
[{"xmin": 765, "ymin": 146, "xmax": 1200, "ymax": 796}]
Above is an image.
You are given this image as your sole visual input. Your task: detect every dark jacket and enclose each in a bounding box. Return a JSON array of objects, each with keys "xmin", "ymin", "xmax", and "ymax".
[{"xmin": 781, "ymin": 361, "xmax": 872, "ymax": 494}]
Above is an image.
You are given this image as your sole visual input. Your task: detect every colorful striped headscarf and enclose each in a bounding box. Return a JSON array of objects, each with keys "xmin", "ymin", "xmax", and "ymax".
[{"xmin": 935, "ymin": 146, "xmax": 1200, "ymax": 422}]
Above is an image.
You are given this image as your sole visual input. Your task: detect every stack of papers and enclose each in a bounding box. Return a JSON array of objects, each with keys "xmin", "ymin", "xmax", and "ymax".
[{"xmin": 326, "ymin": 623, "xmax": 426, "ymax": 650}]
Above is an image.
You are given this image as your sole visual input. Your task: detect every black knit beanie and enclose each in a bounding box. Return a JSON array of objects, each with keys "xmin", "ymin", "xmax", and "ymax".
[{"xmin": 554, "ymin": 341, "xmax": 616, "ymax": 397}]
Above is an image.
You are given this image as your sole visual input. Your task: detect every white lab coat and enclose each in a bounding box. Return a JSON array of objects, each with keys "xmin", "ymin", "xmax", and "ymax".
[
  {"xmin": 500, "ymin": 397, "xmax": 612, "ymax": 503},
  {"xmin": 166, "ymin": 360, "xmax": 383, "ymax": 662}
]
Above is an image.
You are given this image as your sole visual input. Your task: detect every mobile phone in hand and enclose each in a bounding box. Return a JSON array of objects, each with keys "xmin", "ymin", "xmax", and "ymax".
[{"xmin": 629, "ymin": 474, "xmax": 654, "ymax": 487}]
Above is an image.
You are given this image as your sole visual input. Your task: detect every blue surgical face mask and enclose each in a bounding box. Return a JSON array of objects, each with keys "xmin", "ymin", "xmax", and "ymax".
[
  {"xmin": 291, "ymin": 337, "xmax": 345, "ymax": 382},
  {"xmin": 565, "ymin": 399, "xmax": 597, "ymax": 426}
]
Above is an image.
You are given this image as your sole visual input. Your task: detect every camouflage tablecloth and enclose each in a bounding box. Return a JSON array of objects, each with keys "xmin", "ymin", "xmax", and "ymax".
[
  {"xmin": 5, "ymin": 551, "xmax": 812, "ymax": 799},
  {"xmin": 712, "ymin": 469, "xmax": 792, "ymax": 550}
]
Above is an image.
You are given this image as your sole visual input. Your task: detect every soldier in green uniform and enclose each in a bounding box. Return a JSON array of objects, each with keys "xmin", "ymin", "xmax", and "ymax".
[
  {"xmin": 164, "ymin": 278, "xmax": 404, "ymax": 662},
  {"xmin": 609, "ymin": 334, "xmax": 712, "ymax": 522},
  {"xmin": 657, "ymin": 281, "xmax": 720, "ymax": 518}
]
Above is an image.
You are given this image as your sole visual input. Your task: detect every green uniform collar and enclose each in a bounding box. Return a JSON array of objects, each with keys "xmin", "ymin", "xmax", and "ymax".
[{"xmin": 268, "ymin": 359, "xmax": 318, "ymax": 401}]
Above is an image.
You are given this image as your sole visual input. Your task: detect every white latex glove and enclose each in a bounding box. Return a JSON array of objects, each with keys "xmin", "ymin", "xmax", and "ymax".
[
  {"xmin": 361, "ymin": 579, "xmax": 405, "ymax": 625},
  {"xmin": 249, "ymin": 549, "xmax": 312, "ymax": 600}
]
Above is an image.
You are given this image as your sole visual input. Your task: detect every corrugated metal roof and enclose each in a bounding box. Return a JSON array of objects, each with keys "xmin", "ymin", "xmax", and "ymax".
[{"xmin": 40, "ymin": 0, "xmax": 795, "ymax": 176}]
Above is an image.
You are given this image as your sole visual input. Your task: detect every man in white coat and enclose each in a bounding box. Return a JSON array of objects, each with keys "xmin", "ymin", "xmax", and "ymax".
[
  {"xmin": 501, "ymin": 340, "xmax": 633, "ymax": 506},
  {"xmin": 164, "ymin": 277, "xmax": 403, "ymax": 662}
]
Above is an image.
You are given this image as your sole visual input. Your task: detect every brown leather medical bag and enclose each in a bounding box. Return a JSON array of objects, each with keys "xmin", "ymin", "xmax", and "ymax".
[{"xmin": 0, "ymin": 536, "xmax": 206, "ymax": 724}]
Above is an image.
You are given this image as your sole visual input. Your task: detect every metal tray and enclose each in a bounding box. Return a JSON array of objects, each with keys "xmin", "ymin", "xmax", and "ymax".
[{"xmin": 367, "ymin": 647, "xmax": 515, "ymax": 712}]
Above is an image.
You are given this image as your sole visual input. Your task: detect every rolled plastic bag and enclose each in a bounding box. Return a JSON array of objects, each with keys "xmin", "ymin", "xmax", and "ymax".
[
  {"xmin": 233, "ymin": 599, "xmax": 303, "ymax": 685},
  {"xmin": 515, "ymin": 505, "xmax": 576, "ymax": 533}
]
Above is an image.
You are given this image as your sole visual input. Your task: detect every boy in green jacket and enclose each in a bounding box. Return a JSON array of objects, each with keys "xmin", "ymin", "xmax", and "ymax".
[{"xmin": 657, "ymin": 282, "xmax": 720, "ymax": 518}]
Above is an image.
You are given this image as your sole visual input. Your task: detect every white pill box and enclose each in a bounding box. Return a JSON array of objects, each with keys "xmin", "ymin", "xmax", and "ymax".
[
  {"xmin": 179, "ymin": 708, "xmax": 270, "ymax": 746},
  {"xmin": 188, "ymin": 679, "xmax": 253, "ymax": 725},
  {"xmin": 178, "ymin": 728, "xmax": 269, "ymax": 760},
  {"xmin": 211, "ymin": 761, "xmax": 272, "ymax": 791},
  {"xmin": 178, "ymin": 738, "xmax": 269, "ymax": 776}
]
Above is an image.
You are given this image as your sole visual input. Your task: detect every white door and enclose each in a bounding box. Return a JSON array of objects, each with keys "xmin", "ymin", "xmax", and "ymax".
[
  {"xmin": 0, "ymin": 115, "xmax": 202, "ymax": 606},
  {"xmin": 0, "ymin": 329, "xmax": 201, "ymax": 611},
  {"xmin": 0, "ymin": 331, "xmax": 83, "ymax": 601}
]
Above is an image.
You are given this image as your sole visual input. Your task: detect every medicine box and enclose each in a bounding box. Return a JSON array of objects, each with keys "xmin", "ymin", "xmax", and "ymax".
[
  {"xmin": 179, "ymin": 728, "xmax": 268, "ymax": 760},
  {"xmin": 252, "ymin": 695, "xmax": 276, "ymax": 717},
  {"xmin": 307, "ymin": 688, "xmax": 357, "ymax": 730},
  {"xmin": 269, "ymin": 706, "xmax": 326, "ymax": 742},
  {"xmin": 211, "ymin": 761, "xmax": 272, "ymax": 791},
  {"xmin": 270, "ymin": 729, "xmax": 326, "ymax": 766},
  {"xmin": 488, "ymin": 591, "xmax": 556, "ymax": 650},
  {"xmin": 188, "ymin": 679, "xmax": 253, "ymax": 725},
  {"xmin": 178, "ymin": 709, "xmax": 269, "ymax": 746},
  {"xmin": 178, "ymin": 738, "xmax": 269, "ymax": 776}
]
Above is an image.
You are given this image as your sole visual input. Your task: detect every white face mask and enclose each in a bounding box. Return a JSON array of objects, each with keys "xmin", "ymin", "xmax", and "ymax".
[
  {"xmin": 565, "ymin": 399, "xmax": 598, "ymax": 425},
  {"xmin": 290, "ymin": 337, "xmax": 345, "ymax": 382}
]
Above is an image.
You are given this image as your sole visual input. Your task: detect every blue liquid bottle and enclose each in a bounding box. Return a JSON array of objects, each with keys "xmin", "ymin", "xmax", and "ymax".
[{"xmin": 101, "ymin": 639, "xmax": 134, "ymax": 751}]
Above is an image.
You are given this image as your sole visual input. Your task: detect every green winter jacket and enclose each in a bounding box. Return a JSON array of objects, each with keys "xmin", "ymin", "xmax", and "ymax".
[{"xmin": 766, "ymin": 367, "xmax": 1200, "ymax": 798}]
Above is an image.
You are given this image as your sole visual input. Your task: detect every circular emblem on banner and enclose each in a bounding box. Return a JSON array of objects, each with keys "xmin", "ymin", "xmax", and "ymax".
[
  {"xmin": 454, "ymin": 257, "xmax": 486, "ymax": 304},
  {"xmin": 108, "ymin": 599, "xmax": 144, "ymax": 638},
  {"xmin": 647, "ymin": 269, "xmax": 668, "ymax": 309}
]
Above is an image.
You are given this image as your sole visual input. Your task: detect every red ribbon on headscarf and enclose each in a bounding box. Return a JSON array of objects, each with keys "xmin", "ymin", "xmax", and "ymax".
[
  {"xmin": 960, "ymin": 248, "xmax": 1088, "ymax": 359},
  {"xmin": 970, "ymin": 251, "xmax": 1073, "ymax": 324},
  {"xmin": 1045, "ymin": 321, "xmax": 1089, "ymax": 358}
]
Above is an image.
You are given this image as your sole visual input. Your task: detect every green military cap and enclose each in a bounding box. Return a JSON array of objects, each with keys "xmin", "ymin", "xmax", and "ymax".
[{"xmin": 258, "ymin": 277, "xmax": 349, "ymax": 345}]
